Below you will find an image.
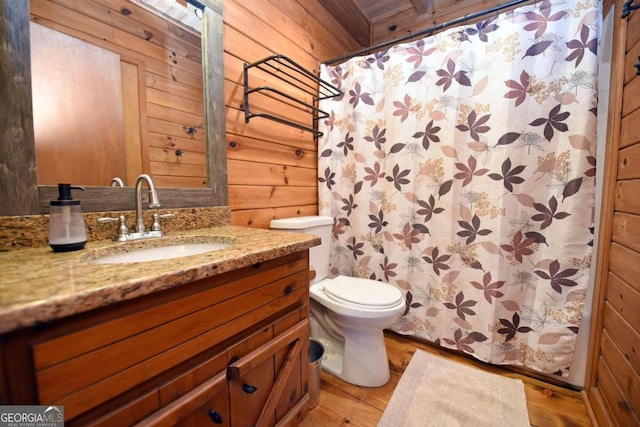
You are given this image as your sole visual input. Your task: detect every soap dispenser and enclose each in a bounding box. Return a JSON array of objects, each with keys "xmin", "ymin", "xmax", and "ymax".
[{"xmin": 48, "ymin": 184, "xmax": 88, "ymax": 252}]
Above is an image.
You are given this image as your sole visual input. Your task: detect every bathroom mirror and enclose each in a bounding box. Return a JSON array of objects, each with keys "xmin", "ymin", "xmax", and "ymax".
[{"xmin": 0, "ymin": 0, "xmax": 227, "ymax": 215}]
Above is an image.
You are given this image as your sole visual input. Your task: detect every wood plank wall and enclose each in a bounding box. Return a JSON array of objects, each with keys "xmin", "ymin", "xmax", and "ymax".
[
  {"xmin": 30, "ymin": 0, "xmax": 207, "ymax": 189},
  {"xmin": 221, "ymin": 0, "xmax": 362, "ymax": 227},
  {"xmin": 586, "ymin": 0, "xmax": 640, "ymax": 425}
]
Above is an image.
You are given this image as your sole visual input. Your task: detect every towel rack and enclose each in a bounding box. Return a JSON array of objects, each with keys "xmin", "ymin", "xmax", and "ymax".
[{"xmin": 243, "ymin": 54, "xmax": 342, "ymax": 138}]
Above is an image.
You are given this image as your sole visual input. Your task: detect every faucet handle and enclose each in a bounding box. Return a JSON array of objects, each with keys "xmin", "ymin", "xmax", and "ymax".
[
  {"xmin": 151, "ymin": 213, "xmax": 175, "ymax": 232},
  {"xmin": 98, "ymin": 215, "xmax": 129, "ymax": 240}
]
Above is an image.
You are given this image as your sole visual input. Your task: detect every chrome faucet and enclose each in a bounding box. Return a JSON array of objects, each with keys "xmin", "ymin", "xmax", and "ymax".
[
  {"xmin": 110, "ymin": 177, "xmax": 124, "ymax": 187},
  {"xmin": 135, "ymin": 174, "xmax": 161, "ymax": 233},
  {"xmin": 97, "ymin": 174, "xmax": 175, "ymax": 241}
]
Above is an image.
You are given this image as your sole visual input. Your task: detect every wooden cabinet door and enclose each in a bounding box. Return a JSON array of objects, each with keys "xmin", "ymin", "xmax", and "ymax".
[{"xmin": 228, "ymin": 319, "xmax": 309, "ymax": 427}]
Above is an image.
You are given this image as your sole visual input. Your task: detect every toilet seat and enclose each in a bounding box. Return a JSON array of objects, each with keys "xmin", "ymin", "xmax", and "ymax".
[{"xmin": 322, "ymin": 276, "xmax": 403, "ymax": 309}]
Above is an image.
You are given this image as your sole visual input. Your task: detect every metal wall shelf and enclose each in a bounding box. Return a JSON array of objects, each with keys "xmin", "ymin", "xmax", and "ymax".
[{"xmin": 243, "ymin": 54, "xmax": 342, "ymax": 138}]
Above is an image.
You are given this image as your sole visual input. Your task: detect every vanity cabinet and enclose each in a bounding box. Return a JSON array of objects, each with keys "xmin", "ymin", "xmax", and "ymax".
[{"xmin": 0, "ymin": 251, "xmax": 311, "ymax": 426}]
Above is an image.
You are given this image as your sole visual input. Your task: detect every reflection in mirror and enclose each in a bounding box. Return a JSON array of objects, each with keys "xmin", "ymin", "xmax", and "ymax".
[
  {"xmin": 30, "ymin": 0, "xmax": 207, "ymax": 188},
  {"xmin": 31, "ymin": 22, "xmax": 128, "ymax": 186}
]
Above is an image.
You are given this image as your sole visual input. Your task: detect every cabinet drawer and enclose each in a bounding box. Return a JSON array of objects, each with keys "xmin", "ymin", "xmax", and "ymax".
[
  {"xmin": 159, "ymin": 352, "xmax": 227, "ymax": 406},
  {"xmin": 88, "ymin": 390, "xmax": 160, "ymax": 427},
  {"xmin": 138, "ymin": 370, "xmax": 229, "ymax": 427}
]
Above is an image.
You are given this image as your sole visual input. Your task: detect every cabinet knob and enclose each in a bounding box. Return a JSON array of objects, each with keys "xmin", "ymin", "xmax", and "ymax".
[
  {"xmin": 208, "ymin": 409, "xmax": 223, "ymax": 424},
  {"xmin": 242, "ymin": 384, "xmax": 258, "ymax": 393}
]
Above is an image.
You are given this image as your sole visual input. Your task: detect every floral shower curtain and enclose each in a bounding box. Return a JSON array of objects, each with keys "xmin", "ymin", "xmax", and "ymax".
[{"xmin": 318, "ymin": 0, "xmax": 600, "ymax": 376}]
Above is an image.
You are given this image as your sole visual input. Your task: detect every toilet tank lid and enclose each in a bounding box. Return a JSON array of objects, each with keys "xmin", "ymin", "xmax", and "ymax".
[{"xmin": 270, "ymin": 216, "xmax": 333, "ymax": 229}]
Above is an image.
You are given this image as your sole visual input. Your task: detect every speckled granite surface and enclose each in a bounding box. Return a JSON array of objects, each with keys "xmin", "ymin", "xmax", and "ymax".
[
  {"xmin": 0, "ymin": 206, "xmax": 232, "ymax": 251},
  {"xmin": 0, "ymin": 224, "xmax": 319, "ymax": 334}
]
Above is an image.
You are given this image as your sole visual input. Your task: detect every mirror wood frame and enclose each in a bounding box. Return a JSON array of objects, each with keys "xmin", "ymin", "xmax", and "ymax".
[{"xmin": 0, "ymin": 0, "xmax": 228, "ymax": 216}]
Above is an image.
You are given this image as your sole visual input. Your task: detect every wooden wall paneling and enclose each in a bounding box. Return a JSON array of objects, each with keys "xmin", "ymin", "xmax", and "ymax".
[
  {"xmin": 148, "ymin": 134, "xmax": 206, "ymax": 156},
  {"xmin": 615, "ymin": 180, "xmax": 640, "ymax": 213},
  {"xmin": 617, "ymin": 143, "xmax": 640, "ymax": 180},
  {"xmin": 226, "ymin": 134, "xmax": 317, "ymax": 169},
  {"xmin": 243, "ymin": 0, "xmax": 345, "ymax": 62},
  {"xmin": 608, "ymin": 243, "xmax": 640, "ymax": 288},
  {"xmin": 606, "ymin": 272, "xmax": 640, "ymax": 332},
  {"xmin": 274, "ymin": 0, "xmax": 364, "ymax": 57},
  {"xmin": 597, "ymin": 358, "xmax": 640, "ymax": 427},
  {"xmin": 227, "ymin": 159, "xmax": 317, "ymax": 187},
  {"xmin": 224, "ymin": 0, "xmax": 318, "ymax": 72},
  {"xmin": 612, "ymin": 212, "xmax": 640, "ymax": 252},
  {"xmin": 619, "ymin": 107, "xmax": 640, "ymax": 149},
  {"xmin": 30, "ymin": 2, "xmax": 201, "ymax": 78},
  {"xmin": 225, "ymin": 104, "xmax": 309, "ymax": 147},
  {"xmin": 150, "ymin": 161, "xmax": 207, "ymax": 181},
  {"xmin": 146, "ymin": 105, "xmax": 204, "ymax": 135},
  {"xmin": 587, "ymin": 387, "xmax": 617, "ymax": 427},
  {"xmin": 147, "ymin": 120, "xmax": 203, "ymax": 146},
  {"xmin": 151, "ymin": 175, "xmax": 207, "ymax": 188},
  {"xmin": 600, "ymin": 331, "xmax": 640, "ymax": 417},
  {"xmin": 603, "ymin": 300, "xmax": 640, "ymax": 375},
  {"xmin": 231, "ymin": 206, "xmax": 318, "ymax": 229},
  {"xmin": 624, "ymin": 37, "xmax": 640, "ymax": 85},
  {"xmin": 223, "ymin": 27, "xmax": 275, "ymax": 77},
  {"xmin": 54, "ymin": 0, "xmax": 202, "ymax": 61},
  {"xmin": 626, "ymin": 4, "xmax": 640, "ymax": 51},
  {"xmin": 228, "ymin": 185, "xmax": 317, "ymax": 211},
  {"xmin": 622, "ymin": 76, "xmax": 640, "ymax": 117},
  {"xmin": 146, "ymin": 87, "xmax": 204, "ymax": 116},
  {"xmin": 148, "ymin": 147, "xmax": 207, "ymax": 169},
  {"xmin": 146, "ymin": 71, "xmax": 202, "ymax": 100},
  {"xmin": 145, "ymin": 73, "xmax": 204, "ymax": 106}
]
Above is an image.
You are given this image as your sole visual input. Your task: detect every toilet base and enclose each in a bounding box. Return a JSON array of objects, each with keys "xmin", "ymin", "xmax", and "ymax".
[{"xmin": 311, "ymin": 307, "xmax": 392, "ymax": 387}]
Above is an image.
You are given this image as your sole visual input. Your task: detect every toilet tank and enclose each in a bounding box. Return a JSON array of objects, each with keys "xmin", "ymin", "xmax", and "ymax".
[{"xmin": 270, "ymin": 216, "xmax": 333, "ymax": 282}]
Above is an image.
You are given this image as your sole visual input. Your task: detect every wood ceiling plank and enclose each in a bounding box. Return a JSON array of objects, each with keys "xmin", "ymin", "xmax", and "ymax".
[
  {"xmin": 316, "ymin": 0, "xmax": 371, "ymax": 46},
  {"xmin": 409, "ymin": 0, "xmax": 432, "ymax": 16}
]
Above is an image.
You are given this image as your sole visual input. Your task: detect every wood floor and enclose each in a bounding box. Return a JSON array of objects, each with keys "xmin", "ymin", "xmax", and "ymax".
[{"xmin": 300, "ymin": 332, "xmax": 593, "ymax": 426}]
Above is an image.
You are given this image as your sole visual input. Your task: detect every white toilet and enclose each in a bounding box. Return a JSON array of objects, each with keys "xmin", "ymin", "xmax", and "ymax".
[{"xmin": 270, "ymin": 216, "xmax": 406, "ymax": 387}]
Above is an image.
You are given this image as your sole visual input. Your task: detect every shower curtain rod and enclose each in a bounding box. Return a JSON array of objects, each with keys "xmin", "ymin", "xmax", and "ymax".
[{"xmin": 323, "ymin": 0, "xmax": 531, "ymax": 65}]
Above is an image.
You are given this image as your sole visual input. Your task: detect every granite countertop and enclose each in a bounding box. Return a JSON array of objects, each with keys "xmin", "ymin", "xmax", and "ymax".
[{"xmin": 0, "ymin": 226, "xmax": 319, "ymax": 334}]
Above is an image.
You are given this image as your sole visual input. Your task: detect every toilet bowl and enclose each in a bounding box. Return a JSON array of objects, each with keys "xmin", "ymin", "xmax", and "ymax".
[{"xmin": 270, "ymin": 216, "xmax": 406, "ymax": 387}]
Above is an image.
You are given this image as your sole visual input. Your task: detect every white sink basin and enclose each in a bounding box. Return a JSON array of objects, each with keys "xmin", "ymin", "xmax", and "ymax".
[
  {"xmin": 86, "ymin": 235, "xmax": 236, "ymax": 265},
  {"xmin": 92, "ymin": 242, "xmax": 231, "ymax": 264}
]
